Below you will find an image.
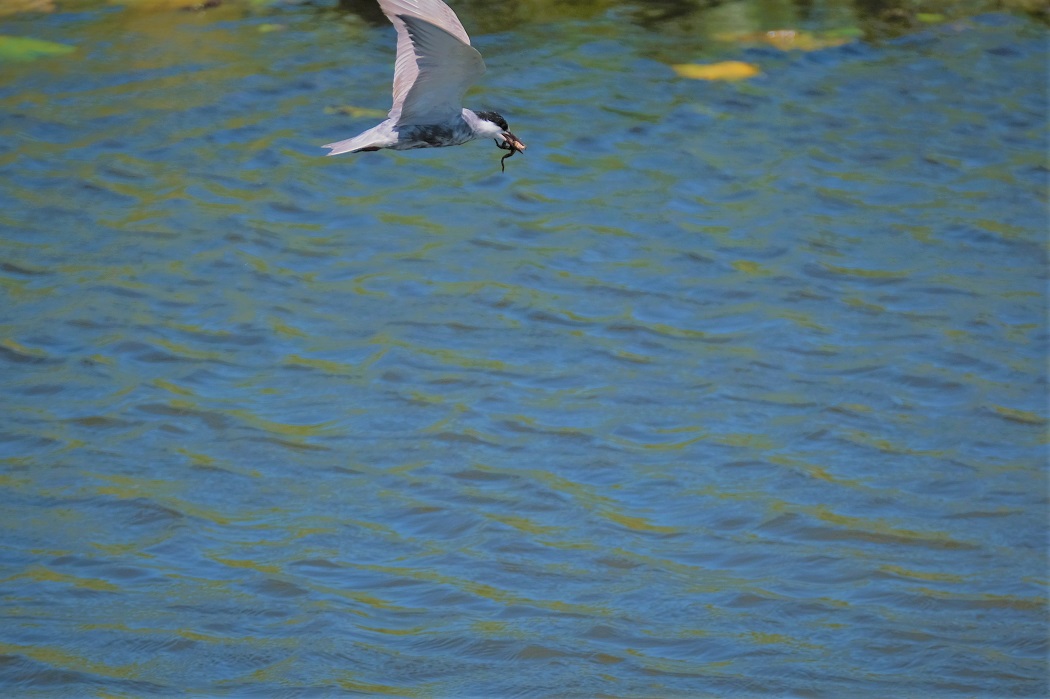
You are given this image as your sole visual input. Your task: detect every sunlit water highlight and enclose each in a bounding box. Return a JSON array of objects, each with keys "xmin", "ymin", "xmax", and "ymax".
[{"xmin": 0, "ymin": 4, "xmax": 1047, "ymax": 697}]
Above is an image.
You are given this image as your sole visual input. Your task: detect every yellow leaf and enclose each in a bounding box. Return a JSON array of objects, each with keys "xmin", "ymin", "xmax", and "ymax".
[
  {"xmin": 672, "ymin": 61, "xmax": 760, "ymax": 81},
  {"xmin": 714, "ymin": 29, "xmax": 853, "ymax": 52}
]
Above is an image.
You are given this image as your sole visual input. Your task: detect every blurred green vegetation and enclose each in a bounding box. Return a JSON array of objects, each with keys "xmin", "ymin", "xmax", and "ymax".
[
  {"xmin": 0, "ymin": 0, "xmax": 1045, "ymax": 57},
  {"xmin": 0, "ymin": 34, "xmax": 75, "ymax": 60},
  {"xmin": 0, "ymin": 0, "xmax": 1045, "ymax": 30},
  {"xmin": 339, "ymin": 0, "xmax": 1049, "ymax": 36}
]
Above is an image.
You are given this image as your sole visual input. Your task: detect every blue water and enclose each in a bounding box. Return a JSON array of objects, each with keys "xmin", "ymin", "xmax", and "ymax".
[{"xmin": 0, "ymin": 3, "xmax": 1047, "ymax": 697}]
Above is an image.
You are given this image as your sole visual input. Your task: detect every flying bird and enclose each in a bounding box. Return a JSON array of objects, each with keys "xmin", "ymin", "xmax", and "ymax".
[{"xmin": 322, "ymin": 0, "xmax": 526, "ymax": 171}]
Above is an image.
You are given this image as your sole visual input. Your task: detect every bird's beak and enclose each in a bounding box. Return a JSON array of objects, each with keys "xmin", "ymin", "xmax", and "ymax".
[{"xmin": 503, "ymin": 131, "xmax": 526, "ymax": 153}]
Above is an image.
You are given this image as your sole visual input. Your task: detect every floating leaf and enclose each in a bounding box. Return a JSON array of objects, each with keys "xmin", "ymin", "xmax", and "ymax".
[
  {"xmin": 714, "ymin": 29, "xmax": 853, "ymax": 51},
  {"xmin": 672, "ymin": 61, "xmax": 760, "ymax": 81},
  {"xmin": 916, "ymin": 13, "xmax": 947, "ymax": 23},
  {"xmin": 0, "ymin": 35, "xmax": 75, "ymax": 62},
  {"xmin": 0, "ymin": 0, "xmax": 55, "ymax": 16}
]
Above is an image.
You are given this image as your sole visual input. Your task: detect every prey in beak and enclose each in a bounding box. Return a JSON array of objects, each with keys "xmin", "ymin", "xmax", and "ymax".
[{"xmin": 496, "ymin": 132, "xmax": 526, "ymax": 172}]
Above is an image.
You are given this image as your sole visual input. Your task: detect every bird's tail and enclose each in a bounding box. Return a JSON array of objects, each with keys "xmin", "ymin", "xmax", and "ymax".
[{"xmin": 322, "ymin": 131, "xmax": 385, "ymax": 156}]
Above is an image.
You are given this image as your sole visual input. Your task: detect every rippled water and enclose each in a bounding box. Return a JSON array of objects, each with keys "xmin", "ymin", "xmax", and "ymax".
[{"xmin": 1, "ymin": 3, "xmax": 1047, "ymax": 696}]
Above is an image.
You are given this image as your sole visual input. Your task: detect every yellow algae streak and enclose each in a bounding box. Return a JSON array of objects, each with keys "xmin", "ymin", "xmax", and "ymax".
[
  {"xmin": 731, "ymin": 260, "xmax": 769, "ymax": 275},
  {"xmin": 820, "ymin": 263, "xmax": 909, "ymax": 280},
  {"xmin": 337, "ymin": 678, "xmax": 420, "ymax": 696},
  {"xmin": 878, "ymin": 565, "xmax": 967, "ymax": 584},
  {"xmin": 0, "ymin": 641, "xmax": 134, "ymax": 682},
  {"xmin": 604, "ymin": 511, "xmax": 680, "ymax": 535},
  {"xmin": 988, "ymin": 405, "xmax": 1046, "ymax": 425},
  {"xmin": 2, "ymin": 566, "xmax": 119, "ymax": 593},
  {"xmin": 806, "ymin": 505, "xmax": 975, "ymax": 550},
  {"xmin": 716, "ymin": 433, "xmax": 777, "ymax": 450},
  {"xmin": 487, "ymin": 512, "xmax": 564, "ymax": 536}
]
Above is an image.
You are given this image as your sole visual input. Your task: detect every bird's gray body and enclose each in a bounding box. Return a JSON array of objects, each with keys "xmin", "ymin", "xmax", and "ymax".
[
  {"xmin": 398, "ymin": 119, "xmax": 478, "ymax": 149},
  {"xmin": 324, "ymin": 108, "xmax": 489, "ymax": 155}
]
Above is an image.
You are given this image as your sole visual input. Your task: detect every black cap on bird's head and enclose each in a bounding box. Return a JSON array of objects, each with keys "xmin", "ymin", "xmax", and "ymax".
[
  {"xmin": 475, "ymin": 110, "xmax": 509, "ymax": 131},
  {"xmin": 476, "ymin": 110, "xmax": 526, "ymax": 171}
]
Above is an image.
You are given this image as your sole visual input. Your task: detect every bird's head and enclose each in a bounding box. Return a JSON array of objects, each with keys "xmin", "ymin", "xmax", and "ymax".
[{"xmin": 475, "ymin": 110, "xmax": 526, "ymax": 154}]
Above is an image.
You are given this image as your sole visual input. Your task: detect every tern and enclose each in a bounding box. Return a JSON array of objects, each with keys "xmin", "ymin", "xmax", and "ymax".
[{"xmin": 322, "ymin": 0, "xmax": 526, "ymax": 170}]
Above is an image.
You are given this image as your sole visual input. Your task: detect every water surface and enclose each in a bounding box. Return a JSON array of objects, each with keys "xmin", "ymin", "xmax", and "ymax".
[{"xmin": 0, "ymin": 2, "xmax": 1047, "ymax": 697}]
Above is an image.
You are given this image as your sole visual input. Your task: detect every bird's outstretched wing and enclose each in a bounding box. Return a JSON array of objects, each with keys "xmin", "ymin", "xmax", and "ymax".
[{"xmin": 378, "ymin": 0, "xmax": 486, "ymax": 125}]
